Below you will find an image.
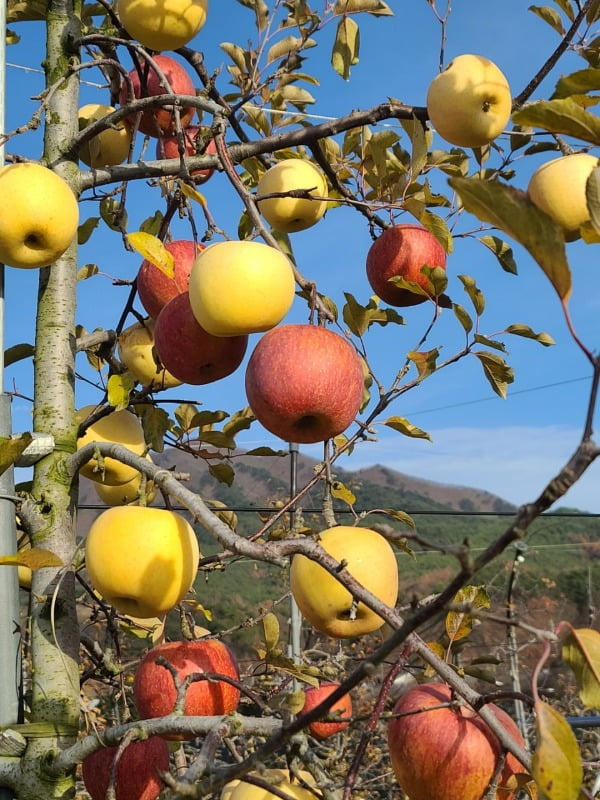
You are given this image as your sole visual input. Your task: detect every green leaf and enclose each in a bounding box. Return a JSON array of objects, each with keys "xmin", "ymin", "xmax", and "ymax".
[
  {"xmin": 190, "ymin": 410, "xmax": 229, "ymax": 429},
  {"xmin": 532, "ymin": 701, "xmax": 583, "ymax": 800},
  {"xmin": 586, "ymin": 166, "xmax": 600, "ymax": 236},
  {"xmin": 77, "ymin": 264, "xmax": 99, "ymax": 281},
  {"xmin": 446, "ymin": 585, "xmax": 490, "ymax": 645},
  {"xmin": 135, "ymin": 405, "xmax": 170, "ymax": 453},
  {"xmin": 587, "ymin": 0, "xmax": 600, "ymax": 24},
  {"xmin": 562, "ymin": 627, "xmax": 600, "ymax": 709},
  {"xmin": 552, "ymin": 68, "xmax": 600, "ymax": 99},
  {"xmin": 452, "ymin": 303, "xmax": 473, "ymax": 334},
  {"xmin": 107, "ymin": 373, "xmax": 134, "ymax": 411},
  {"xmin": 4, "ymin": 344, "xmax": 34, "ymax": 367},
  {"xmin": 234, "ymin": 0, "xmax": 269, "ymax": 30},
  {"xmin": 331, "ymin": 16, "xmax": 360, "ymax": 80},
  {"xmin": 208, "ymin": 463, "xmax": 235, "ymax": 486},
  {"xmin": 330, "ymin": 480, "xmax": 356, "ymax": 506},
  {"xmin": 267, "ymin": 36, "xmax": 316, "ymax": 65},
  {"xmin": 473, "ymin": 334, "xmax": 506, "ymax": 352},
  {"xmin": 198, "ymin": 430, "xmax": 236, "ymax": 450},
  {"xmin": 478, "ymin": 235, "xmax": 518, "ymax": 275},
  {"xmin": 139, "ymin": 210, "xmax": 164, "ymax": 236},
  {"xmin": 449, "ymin": 177, "xmax": 571, "ymax": 302},
  {"xmin": 473, "ymin": 351, "xmax": 515, "ymax": 399},
  {"xmin": 126, "ymin": 232, "xmax": 174, "ymax": 279},
  {"xmin": 377, "ymin": 508, "xmax": 416, "ymax": 530},
  {"xmin": 383, "ymin": 416, "xmax": 432, "ymax": 441},
  {"xmin": 77, "ymin": 216, "xmax": 99, "ymax": 245},
  {"xmin": 504, "ymin": 324, "xmax": 555, "ymax": 346},
  {"xmin": 262, "ymin": 612, "xmax": 280, "ymax": 652},
  {"xmin": 0, "ymin": 434, "xmax": 32, "ymax": 477},
  {"xmin": 333, "ymin": 0, "xmax": 393, "ymax": 14},
  {"xmin": 244, "ymin": 447, "xmax": 287, "ymax": 457},
  {"xmin": 513, "ymin": 98, "xmax": 600, "ymax": 146},
  {"xmin": 407, "ymin": 348, "xmax": 439, "ymax": 381},
  {"xmin": 342, "ymin": 293, "xmax": 404, "ymax": 336},
  {"xmin": 99, "ymin": 196, "xmax": 127, "ymax": 232},
  {"xmin": 223, "ymin": 407, "xmax": 255, "ymax": 436},
  {"xmin": 528, "ymin": 5, "xmax": 565, "ymax": 35},
  {"xmin": 458, "ymin": 274, "xmax": 485, "ymax": 316}
]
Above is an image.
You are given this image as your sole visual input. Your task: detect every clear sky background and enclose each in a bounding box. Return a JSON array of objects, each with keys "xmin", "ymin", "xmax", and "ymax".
[{"xmin": 3, "ymin": 1, "xmax": 600, "ymax": 512}]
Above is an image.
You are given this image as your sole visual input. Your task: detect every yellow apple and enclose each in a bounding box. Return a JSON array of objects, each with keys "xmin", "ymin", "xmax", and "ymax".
[
  {"xmin": 76, "ymin": 404, "xmax": 147, "ymax": 486},
  {"xmin": 290, "ymin": 526, "xmax": 399, "ymax": 639},
  {"xmin": 527, "ymin": 152, "xmax": 599, "ymax": 235},
  {"xmin": 426, "ymin": 54, "xmax": 512, "ymax": 148},
  {"xmin": 117, "ymin": 317, "xmax": 182, "ymax": 389},
  {"xmin": 117, "ymin": 0, "xmax": 208, "ymax": 52},
  {"xmin": 93, "ymin": 454, "xmax": 157, "ymax": 506},
  {"xmin": 85, "ymin": 506, "xmax": 200, "ymax": 618},
  {"xmin": 256, "ymin": 159, "xmax": 328, "ymax": 233},
  {"xmin": 225, "ymin": 770, "xmax": 317, "ymax": 800},
  {"xmin": 78, "ymin": 104, "xmax": 133, "ymax": 169},
  {"xmin": 0, "ymin": 163, "xmax": 79, "ymax": 268},
  {"xmin": 188, "ymin": 240, "xmax": 296, "ymax": 336}
]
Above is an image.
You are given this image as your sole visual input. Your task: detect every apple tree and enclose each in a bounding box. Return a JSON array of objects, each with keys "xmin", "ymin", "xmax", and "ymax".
[{"xmin": 0, "ymin": 1, "xmax": 599, "ymax": 799}]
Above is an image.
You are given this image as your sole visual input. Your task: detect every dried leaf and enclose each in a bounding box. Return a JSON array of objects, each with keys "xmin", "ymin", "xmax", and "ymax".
[
  {"xmin": 532, "ymin": 701, "xmax": 583, "ymax": 800},
  {"xmin": 446, "ymin": 585, "xmax": 490, "ymax": 644},
  {"xmin": 407, "ymin": 348, "xmax": 439, "ymax": 381},
  {"xmin": 4, "ymin": 344, "xmax": 34, "ymax": 367}
]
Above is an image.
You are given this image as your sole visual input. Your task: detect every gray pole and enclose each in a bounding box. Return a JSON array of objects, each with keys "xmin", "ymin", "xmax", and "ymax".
[
  {"xmin": 0, "ymin": 0, "xmax": 23, "ymax": 788},
  {"xmin": 288, "ymin": 443, "xmax": 302, "ymax": 667}
]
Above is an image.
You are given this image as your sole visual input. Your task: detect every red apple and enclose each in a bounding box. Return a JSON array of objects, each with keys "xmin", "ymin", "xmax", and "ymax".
[
  {"xmin": 387, "ymin": 682, "xmax": 526, "ymax": 800},
  {"xmin": 244, "ymin": 324, "xmax": 364, "ymax": 444},
  {"xmin": 299, "ymin": 681, "xmax": 352, "ymax": 740},
  {"xmin": 119, "ymin": 54, "xmax": 196, "ymax": 138},
  {"xmin": 156, "ymin": 126, "xmax": 218, "ymax": 184},
  {"xmin": 366, "ymin": 224, "xmax": 447, "ymax": 307},
  {"xmin": 154, "ymin": 292, "xmax": 248, "ymax": 385},
  {"xmin": 133, "ymin": 639, "xmax": 241, "ymax": 740},
  {"xmin": 137, "ymin": 239, "xmax": 203, "ymax": 319},
  {"xmin": 82, "ymin": 736, "xmax": 169, "ymax": 800}
]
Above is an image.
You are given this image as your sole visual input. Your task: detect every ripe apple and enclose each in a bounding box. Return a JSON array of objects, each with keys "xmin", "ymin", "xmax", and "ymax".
[
  {"xmin": 387, "ymin": 682, "xmax": 526, "ymax": 800},
  {"xmin": 256, "ymin": 159, "xmax": 328, "ymax": 233},
  {"xmin": 224, "ymin": 770, "xmax": 317, "ymax": 800},
  {"xmin": 290, "ymin": 525, "xmax": 399, "ymax": 638},
  {"xmin": 426, "ymin": 54, "xmax": 512, "ymax": 148},
  {"xmin": 133, "ymin": 639, "xmax": 240, "ymax": 738},
  {"xmin": 0, "ymin": 163, "xmax": 79, "ymax": 269},
  {"xmin": 85, "ymin": 506, "xmax": 200, "ymax": 618},
  {"xmin": 154, "ymin": 292, "xmax": 248, "ymax": 385},
  {"xmin": 366, "ymin": 224, "xmax": 447, "ymax": 307},
  {"xmin": 188, "ymin": 240, "xmax": 296, "ymax": 336},
  {"xmin": 78, "ymin": 104, "xmax": 133, "ymax": 169},
  {"xmin": 82, "ymin": 735, "xmax": 169, "ymax": 800},
  {"xmin": 527, "ymin": 152, "xmax": 599, "ymax": 236},
  {"xmin": 93, "ymin": 454, "xmax": 157, "ymax": 506},
  {"xmin": 76, "ymin": 404, "xmax": 147, "ymax": 486},
  {"xmin": 156, "ymin": 126, "xmax": 218, "ymax": 184},
  {"xmin": 117, "ymin": 0, "xmax": 208, "ymax": 52},
  {"xmin": 300, "ymin": 681, "xmax": 352, "ymax": 740},
  {"xmin": 244, "ymin": 324, "xmax": 364, "ymax": 444},
  {"xmin": 117, "ymin": 317, "xmax": 183, "ymax": 389},
  {"xmin": 119, "ymin": 54, "xmax": 196, "ymax": 137},
  {"xmin": 137, "ymin": 239, "xmax": 201, "ymax": 319}
]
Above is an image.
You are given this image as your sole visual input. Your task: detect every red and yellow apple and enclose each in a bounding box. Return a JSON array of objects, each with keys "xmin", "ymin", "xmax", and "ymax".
[
  {"xmin": 387, "ymin": 682, "xmax": 527, "ymax": 800},
  {"xmin": 119, "ymin": 54, "xmax": 196, "ymax": 137},
  {"xmin": 82, "ymin": 736, "xmax": 169, "ymax": 800},
  {"xmin": 78, "ymin": 104, "xmax": 133, "ymax": 169},
  {"xmin": 244, "ymin": 324, "xmax": 364, "ymax": 444},
  {"xmin": 426, "ymin": 54, "xmax": 512, "ymax": 148},
  {"xmin": 290, "ymin": 525, "xmax": 399, "ymax": 638},
  {"xmin": 300, "ymin": 681, "xmax": 352, "ymax": 740},
  {"xmin": 85, "ymin": 506, "xmax": 200, "ymax": 618},
  {"xmin": 154, "ymin": 292, "xmax": 248, "ymax": 385},
  {"xmin": 133, "ymin": 638, "xmax": 240, "ymax": 738},
  {"xmin": 527, "ymin": 152, "xmax": 599, "ymax": 236},
  {"xmin": 76, "ymin": 405, "xmax": 147, "ymax": 486},
  {"xmin": 256, "ymin": 158, "xmax": 328, "ymax": 233},
  {"xmin": 117, "ymin": 317, "xmax": 182, "ymax": 389},
  {"xmin": 188, "ymin": 241, "xmax": 296, "ymax": 336},
  {"xmin": 0, "ymin": 163, "xmax": 79, "ymax": 269},
  {"xmin": 137, "ymin": 239, "xmax": 202, "ymax": 319},
  {"xmin": 366, "ymin": 224, "xmax": 447, "ymax": 307},
  {"xmin": 156, "ymin": 126, "xmax": 217, "ymax": 184},
  {"xmin": 117, "ymin": 0, "xmax": 208, "ymax": 52}
]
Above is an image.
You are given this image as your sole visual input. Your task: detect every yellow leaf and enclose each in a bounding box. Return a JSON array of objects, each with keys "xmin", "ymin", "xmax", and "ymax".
[
  {"xmin": 532, "ymin": 701, "xmax": 583, "ymax": 800},
  {"xmin": 330, "ymin": 481, "xmax": 356, "ymax": 506},
  {"xmin": 179, "ymin": 182, "xmax": 207, "ymax": 208},
  {"xmin": 107, "ymin": 373, "xmax": 135, "ymax": 411},
  {"xmin": 0, "ymin": 548, "xmax": 63, "ymax": 570},
  {"xmin": 446, "ymin": 585, "xmax": 490, "ymax": 644},
  {"xmin": 262, "ymin": 612, "xmax": 280, "ymax": 652},
  {"xmin": 126, "ymin": 232, "xmax": 174, "ymax": 279},
  {"xmin": 562, "ymin": 627, "xmax": 600, "ymax": 709}
]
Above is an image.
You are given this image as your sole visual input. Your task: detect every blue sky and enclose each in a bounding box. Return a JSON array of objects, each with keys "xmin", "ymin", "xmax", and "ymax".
[{"xmin": 3, "ymin": 1, "xmax": 600, "ymax": 512}]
